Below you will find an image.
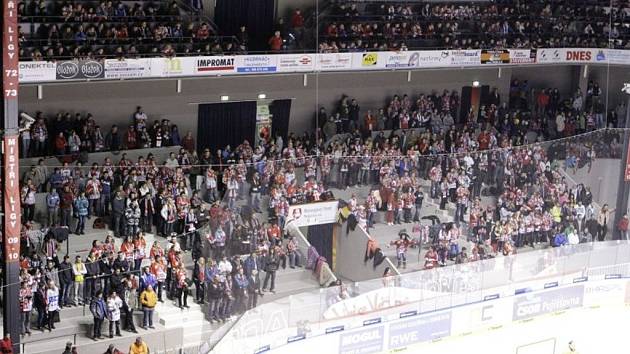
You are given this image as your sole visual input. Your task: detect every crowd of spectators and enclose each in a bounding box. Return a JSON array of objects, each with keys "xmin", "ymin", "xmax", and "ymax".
[
  {"xmin": 12, "ymin": 77, "xmax": 627, "ymax": 350},
  {"xmin": 18, "ymin": 0, "xmax": 246, "ymax": 60},
  {"xmin": 319, "ymin": 0, "xmax": 630, "ymax": 52}
]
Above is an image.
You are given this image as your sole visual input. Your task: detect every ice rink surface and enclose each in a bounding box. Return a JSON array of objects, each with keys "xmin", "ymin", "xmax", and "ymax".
[{"xmin": 396, "ymin": 304, "xmax": 629, "ymax": 354}]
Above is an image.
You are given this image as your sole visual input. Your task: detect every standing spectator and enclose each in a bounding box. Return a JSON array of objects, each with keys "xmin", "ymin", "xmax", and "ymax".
[
  {"xmin": 105, "ymin": 125, "xmax": 122, "ymax": 151},
  {"xmin": 121, "ymin": 279, "xmax": 138, "ymax": 333},
  {"xmin": 139, "ymin": 285, "xmax": 157, "ymax": 329},
  {"xmin": 268, "ymin": 31, "xmax": 283, "ymax": 51},
  {"xmin": 60, "ymin": 185, "xmax": 74, "ymax": 228},
  {"xmin": 86, "ymin": 176, "xmax": 102, "ymax": 217},
  {"xmin": 262, "ymin": 248, "xmax": 279, "ymax": 293},
  {"xmin": 247, "ymin": 269, "xmax": 261, "ymax": 310},
  {"xmin": 207, "ymin": 275, "xmax": 223, "ymax": 323},
  {"xmin": 233, "ymin": 267, "xmax": 249, "ymax": 313},
  {"xmin": 73, "ymin": 192, "xmax": 89, "ymax": 235},
  {"xmin": 90, "ymin": 290, "xmax": 107, "ymax": 341},
  {"xmin": 597, "ymin": 204, "xmax": 615, "ymax": 241},
  {"xmin": 54, "ymin": 132, "xmax": 67, "ymax": 155},
  {"xmin": 58, "ymin": 255, "xmax": 73, "ymax": 307},
  {"xmin": 618, "ymin": 214, "xmax": 629, "ymax": 241},
  {"xmin": 46, "ymin": 188, "xmax": 60, "ymax": 226},
  {"xmin": 125, "ymin": 201, "xmax": 141, "ymax": 237},
  {"xmin": 72, "ymin": 256, "xmax": 87, "ymax": 305},
  {"xmin": 111, "ymin": 190, "xmax": 126, "ymax": 237},
  {"xmin": 19, "ymin": 281, "xmax": 33, "ymax": 336},
  {"xmin": 175, "ymin": 264, "xmax": 189, "ymax": 309},
  {"xmin": 45, "ymin": 280, "xmax": 60, "ymax": 331},
  {"xmin": 193, "ymin": 257, "xmax": 206, "ymax": 304},
  {"xmin": 106, "ymin": 291, "xmax": 123, "ymax": 338},
  {"xmin": 21, "ymin": 183, "xmax": 36, "ymax": 223}
]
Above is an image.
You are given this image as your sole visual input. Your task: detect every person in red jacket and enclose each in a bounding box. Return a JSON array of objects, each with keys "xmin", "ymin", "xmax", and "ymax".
[
  {"xmin": 618, "ymin": 214, "xmax": 629, "ymax": 241},
  {"xmin": 268, "ymin": 31, "xmax": 283, "ymax": 51},
  {"xmin": 0, "ymin": 333, "xmax": 13, "ymax": 354}
]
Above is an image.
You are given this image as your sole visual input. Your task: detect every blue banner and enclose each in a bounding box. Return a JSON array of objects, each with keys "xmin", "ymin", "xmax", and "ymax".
[{"xmin": 388, "ymin": 312, "xmax": 452, "ymax": 350}]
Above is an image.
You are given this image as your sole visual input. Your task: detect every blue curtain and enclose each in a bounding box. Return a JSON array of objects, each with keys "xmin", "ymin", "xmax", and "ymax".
[
  {"xmin": 270, "ymin": 99, "xmax": 292, "ymax": 142},
  {"xmin": 308, "ymin": 223, "xmax": 334, "ymax": 267},
  {"xmin": 197, "ymin": 101, "xmax": 257, "ymax": 154}
]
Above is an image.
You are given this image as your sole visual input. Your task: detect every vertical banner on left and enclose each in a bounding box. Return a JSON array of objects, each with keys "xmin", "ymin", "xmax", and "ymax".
[
  {"xmin": 4, "ymin": 136, "xmax": 20, "ymax": 261},
  {"xmin": 3, "ymin": 0, "xmax": 19, "ymax": 99}
]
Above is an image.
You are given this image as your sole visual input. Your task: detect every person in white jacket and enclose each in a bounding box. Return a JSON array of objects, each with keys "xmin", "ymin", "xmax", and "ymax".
[
  {"xmin": 574, "ymin": 201, "xmax": 586, "ymax": 234},
  {"xmin": 107, "ymin": 291, "xmax": 123, "ymax": 338},
  {"xmin": 46, "ymin": 281, "xmax": 60, "ymax": 331}
]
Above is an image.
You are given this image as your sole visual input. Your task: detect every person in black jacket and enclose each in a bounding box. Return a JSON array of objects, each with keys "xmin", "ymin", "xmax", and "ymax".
[
  {"xmin": 110, "ymin": 268, "xmax": 125, "ymax": 296},
  {"xmin": 113, "ymin": 252, "xmax": 129, "ymax": 274},
  {"xmin": 33, "ymin": 282, "xmax": 47, "ymax": 331},
  {"xmin": 111, "ymin": 190, "xmax": 126, "ymax": 237},
  {"xmin": 247, "ymin": 269, "xmax": 262, "ymax": 310},
  {"xmin": 58, "ymin": 255, "xmax": 74, "ymax": 307},
  {"xmin": 207, "ymin": 275, "xmax": 224, "ymax": 323},
  {"xmin": 262, "ymin": 248, "xmax": 279, "ymax": 294},
  {"xmin": 100, "ymin": 253, "xmax": 115, "ymax": 296},
  {"xmin": 85, "ymin": 252, "xmax": 101, "ymax": 300}
]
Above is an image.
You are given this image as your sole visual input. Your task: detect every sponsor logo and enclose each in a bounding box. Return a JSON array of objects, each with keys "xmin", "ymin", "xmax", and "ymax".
[
  {"xmin": 450, "ymin": 50, "xmax": 480, "ymax": 65},
  {"xmin": 510, "ymin": 49, "xmax": 537, "ymax": 64},
  {"xmin": 339, "ymin": 326, "xmax": 384, "ymax": 354},
  {"xmin": 362, "ymin": 53, "xmax": 378, "ymax": 66},
  {"xmin": 539, "ymin": 49, "xmax": 562, "ymax": 62},
  {"xmin": 56, "ymin": 60, "xmax": 104, "ymax": 79},
  {"xmin": 388, "ymin": 312, "xmax": 451, "ymax": 350},
  {"xmin": 80, "ymin": 60, "xmax": 104, "ymax": 78},
  {"xmin": 237, "ymin": 55, "xmax": 276, "ymax": 73},
  {"xmin": 596, "ymin": 50, "xmax": 606, "ymax": 61},
  {"xmin": 318, "ymin": 54, "xmax": 352, "ymax": 69},
  {"xmin": 513, "ymin": 285, "xmax": 584, "ymax": 321},
  {"xmin": 165, "ymin": 58, "xmax": 182, "ymax": 73},
  {"xmin": 56, "ymin": 61, "xmax": 79, "ymax": 79},
  {"xmin": 19, "ymin": 62, "xmax": 55, "ymax": 70},
  {"xmin": 197, "ymin": 57, "xmax": 235, "ymax": 72},
  {"xmin": 565, "ymin": 50, "xmax": 592, "ymax": 62},
  {"xmin": 278, "ymin": 55, "xmax": 313, "ymax": 69},
  {"xmin": 481, "ymin": 50, "xmax": 510, "ymax": 64}
]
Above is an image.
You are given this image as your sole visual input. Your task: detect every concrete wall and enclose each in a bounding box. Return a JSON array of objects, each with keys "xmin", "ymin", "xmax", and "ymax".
[{"xmin": 334, "ymin": 220, "xmax": 399, "ymax": 282}]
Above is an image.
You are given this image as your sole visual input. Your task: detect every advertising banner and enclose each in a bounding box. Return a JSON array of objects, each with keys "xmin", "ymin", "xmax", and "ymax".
[
  {"xmin": 104, "ymin": 59, "xmax": 151, "ymax": 79},
  {"xmin": 195, "ymin": 56, "xmax": 236, "ymax": 73},
  {"xmin": 448, "ymin": 49, "xmax": 481, "ymax": 66},
  {"xmin": 563, "ymin": 48, "xmax": 599, "ymax": 63},
  {"xmin": 537, "ymin": 48, "xmax": 565, "ymax": 63},
  {"xmin": 417, "ymin": 50, "xmax": 451, "ymax": 68},
  {"xmin": 481, "ymin": 49, "xmax": 510, "ymax": 64},
  {"xmin": 277, "ymin": 54, "xmax": 314, "ymax": 72},
  {"xmin": 605, "ymin": 49, "xmax": 630, "ymax": 65},
  {"xmin": 384, "ymin": 51, "xmax": 420, "ymax": 68},
  {"xmin": 317, "ymin": 53, "xmax": 353, "ymax": 70},
  {"xmin": 388, "ymin": 312, "xmax": 451, "ymax": 350},
  {"xmin": 359, "ymin": 52, "xmax": 380, "ymax": 68},
  {"xmin": 339, "ymin": 326, "xmax": 384, "ymax": 354},
  {"xmin": 4, "ymin": 136, "xmax": 21, "ymax": 262},
  {"xmin": 19, "ymin": 61, "xmax": 57, "ymax": 82},
  {"xmin": 236, "ymin": 55, "xmax": 278, "ymax": 73},
  {"xmin": 56, "ymin": 59, "xmax": 105, "ymax": 80},
  {"xmin": 512, "ymin": 285, "xmax": 584, "ymax": 321},
  {"xmin": 509, "ymin": 49, "xmax": 537, "ymax": 64},
  {"xmin": 150, "ymin": 57, "xmax": 187, "ymax": 77},
  {"xmin": 286, "ymin": 201, "xmax": 338, "ymax": 227}
]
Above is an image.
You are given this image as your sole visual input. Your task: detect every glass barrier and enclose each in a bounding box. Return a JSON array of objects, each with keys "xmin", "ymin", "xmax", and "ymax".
[{"xmin": 204, "ymin": 240, "xmax": 630, "ymax": 354}]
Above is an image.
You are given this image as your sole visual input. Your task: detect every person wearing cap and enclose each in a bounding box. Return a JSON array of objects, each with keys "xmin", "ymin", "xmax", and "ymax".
[{"xmin": 129, "ymin": 337, "xmax": 149, "ymax": 354}]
